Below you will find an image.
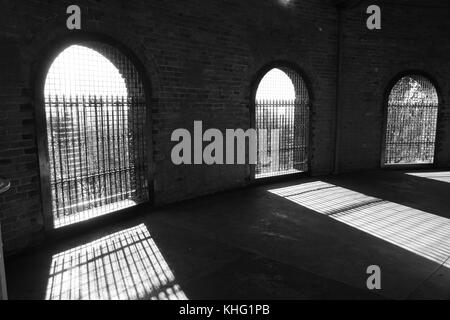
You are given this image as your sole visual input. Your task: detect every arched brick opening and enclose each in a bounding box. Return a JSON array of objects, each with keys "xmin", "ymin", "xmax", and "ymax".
[
  {"xmin": 382, "ymin": 72, "xmax": 441, "ymax": 167},
  {"xmin": 252, "ymin": 63, "xmax": 311, "ymax": 179},
  {"xmin": 35, "ymin": 37, "xmax": 152, "ymax": 229}
]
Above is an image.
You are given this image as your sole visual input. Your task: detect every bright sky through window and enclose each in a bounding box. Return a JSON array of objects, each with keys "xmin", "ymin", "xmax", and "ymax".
[
  {"xmin": 44, "ymin": 45, "xmax": 127, "ymax": 97},
  {"xmin": 256, "ymin": 68, "xmax": 296, "ymax": 102}
]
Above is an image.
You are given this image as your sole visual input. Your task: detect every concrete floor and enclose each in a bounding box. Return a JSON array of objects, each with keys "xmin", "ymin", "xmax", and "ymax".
[{"xmin": 5, "ymin": 169, "xmax": 450, "ymax": 300}]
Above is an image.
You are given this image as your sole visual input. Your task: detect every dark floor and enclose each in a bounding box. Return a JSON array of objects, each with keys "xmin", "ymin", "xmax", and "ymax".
[{"xmin": 5, "ymin": 169, "xmax": 450, "ymax": 300}]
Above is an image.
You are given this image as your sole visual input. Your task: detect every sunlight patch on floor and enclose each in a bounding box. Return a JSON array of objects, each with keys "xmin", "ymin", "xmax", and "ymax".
[
  {"xmin": 45, "ymin": 224, "xmax": 187, "ymax": 300},
  {"xmin": 269, "ymin": 181, "xmax": 450, "ymax": 268},
  {"xmin": 54, "ymin": 199, "xmax": 137, "ymax": 229},
  {"xmin": 406, "ymin": 171, "xmax": 450, "ymax": 183},
  {"xmin": 256, "ymin": 168, "xmax": 301, "ymax": 179}
]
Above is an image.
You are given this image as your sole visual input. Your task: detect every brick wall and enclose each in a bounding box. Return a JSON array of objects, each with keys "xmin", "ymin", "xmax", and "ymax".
[
  {"xmin": 2, "ymin": 0, "xmax": 448, "ymax": 255},
  {"xmin": 0, "ymin": 0, "xmax": 337, "ymax": 254},
  {"xmin": 337, "ymin": 0, "xmax": 450, "ymax": 171}
]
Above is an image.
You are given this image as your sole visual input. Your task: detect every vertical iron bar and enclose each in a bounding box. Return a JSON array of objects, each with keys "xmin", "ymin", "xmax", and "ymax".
[
  {"xmin": 99, "ymin": 96, "xmax": 108, "ymax": 207},
  {"xmin": 121, "ymin": 96, "xmax": 128, "ymax": 199},
  {"xmin": 82, "ymin": 96, "xmax": 92, "ymax": 210},
  {"xmin": 70, "ymin": 96, "xmax": 80, "ymax": 213},
  {"xmin": 117, "ymin": 96, "xmax": 123, "ymax": 202},
  {"xmin": 105, "ymin": 96, "xmax": 112, "ymax": 206},
  {"xmin": 75, "ymin": 95, "xmax": 86, "ymax": 212},
  {"xmin": 48, "ymin": 95, "xmax": 60, "ymax": 218},
  {"xmin": 111, "ymin": 97, "xmax": 119, "ymax": 205},
  {"xmin": 55, "ymin": 95, "xmax": 67, "ymax": 218},
  {"xmin": 94, "ymin": 95, "xmax": 103, "ymax": 208}
]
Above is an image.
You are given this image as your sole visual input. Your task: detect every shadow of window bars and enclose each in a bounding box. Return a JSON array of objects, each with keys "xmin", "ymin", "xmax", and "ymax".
[
  {"xmin": 269, "ymin": 180, "xmax": 450, "ymax": 268},
  {"xmin": 45, "ymin": 224, "xmax": 187, "ymax": 300}
]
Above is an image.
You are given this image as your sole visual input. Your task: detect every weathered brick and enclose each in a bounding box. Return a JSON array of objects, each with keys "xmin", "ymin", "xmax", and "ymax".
[{"xmin": 1, "ymin": 0, "xmax": 448, "ymax": 256}]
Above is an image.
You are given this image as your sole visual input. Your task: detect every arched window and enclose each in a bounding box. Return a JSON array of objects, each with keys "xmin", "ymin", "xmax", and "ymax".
[
  {"xmin": 43, "ymin": 43, "xmax": 148, "ymax": 228},
  {"xmin": 255, "ymin": 67, "xmax": 310, "ymax": 179},
  {"xmin": 383, "ymin": 74, "xmax": 439, "ymax": 165}
]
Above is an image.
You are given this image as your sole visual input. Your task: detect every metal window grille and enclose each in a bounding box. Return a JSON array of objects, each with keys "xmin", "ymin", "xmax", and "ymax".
[
  {"xmin": 255, "ymin": 68, "xmax": 309, "ymax": 179},
  {"xmin": 384, "ymin": 75, "xmax": 439, "ymax": 165},
  {"xmin": 44, "ymin": 44, "xmax": 148, "ymax": 228}
]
